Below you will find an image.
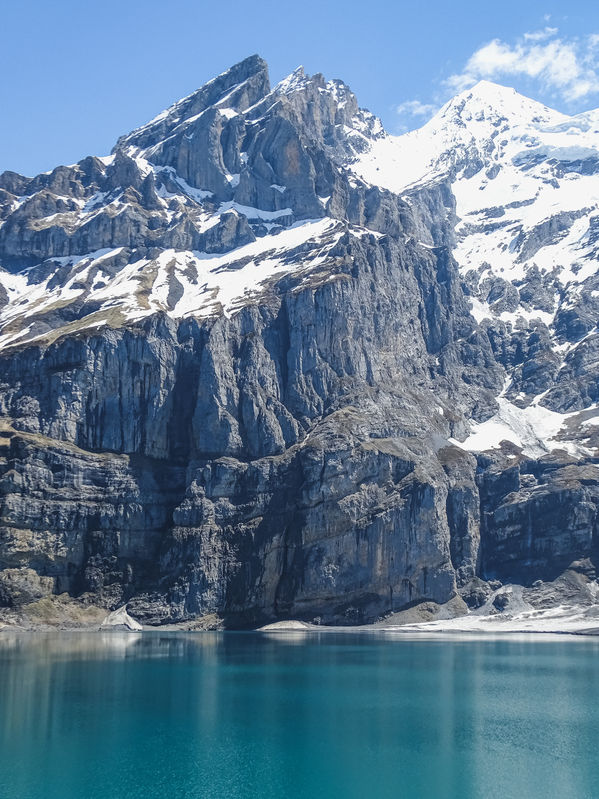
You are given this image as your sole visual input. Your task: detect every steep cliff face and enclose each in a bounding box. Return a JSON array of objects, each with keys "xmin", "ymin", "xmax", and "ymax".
[{"xmin": 0, "ymin": 57, "xmax": 598, "ymax": 627}]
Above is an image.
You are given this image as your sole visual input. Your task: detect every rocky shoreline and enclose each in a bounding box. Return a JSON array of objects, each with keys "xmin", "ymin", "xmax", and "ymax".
[{"xmin": 2, "ymin": 560, "xmax": 597, "ymax": 636}]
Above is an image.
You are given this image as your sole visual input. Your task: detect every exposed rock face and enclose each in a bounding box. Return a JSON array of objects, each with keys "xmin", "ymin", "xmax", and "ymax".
[
  {"xmin": 478, "ymin": 454, "xmax": 599, "ymax": 584},
  {"xmin": 0, "ymin": 58, "xmax": 598, "ymax": 627}
]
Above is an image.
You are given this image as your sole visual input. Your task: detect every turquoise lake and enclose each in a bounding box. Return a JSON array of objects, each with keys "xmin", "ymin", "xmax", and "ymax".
[{"xmin": 0, "ymin": 632, "xmax": 598, "ymax": 799}]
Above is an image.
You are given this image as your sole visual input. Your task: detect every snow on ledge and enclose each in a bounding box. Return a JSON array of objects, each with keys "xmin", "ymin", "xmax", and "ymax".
[{"xmin": 450, "ymin": 397, "xmax": 597, "ymax": 458}]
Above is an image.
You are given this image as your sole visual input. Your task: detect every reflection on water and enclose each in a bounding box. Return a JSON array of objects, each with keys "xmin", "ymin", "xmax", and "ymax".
[{"xmin": 0, "ymin": 632, "xmax": 598, "ymax": 799}]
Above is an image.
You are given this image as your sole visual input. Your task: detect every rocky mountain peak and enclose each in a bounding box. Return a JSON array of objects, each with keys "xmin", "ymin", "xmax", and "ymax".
[
  {"xmin": 114, "ymin": 54, "xmax": 270, "ymax": 157},
  {"xmin": 268, "ymin": 65, "xmax": 384, "ymax": 154},
  {"xmin": 274, "ymin": 65, "xmax": 310, "ymax": 95},
  {"xmin": 0, "ymin": 55, "xmax": 442, "ymax": 353}
]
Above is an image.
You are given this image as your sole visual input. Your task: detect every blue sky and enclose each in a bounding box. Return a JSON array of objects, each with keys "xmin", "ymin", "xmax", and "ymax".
[{"xmin": 2, "ymin": 0, "xmax": 599, "ymax": 176}]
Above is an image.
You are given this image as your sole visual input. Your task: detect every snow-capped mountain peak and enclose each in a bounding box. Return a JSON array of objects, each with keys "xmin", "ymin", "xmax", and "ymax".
[
  {"xmin": 439, "ymin": 79, "xmax": 564, "ymax": 125},
  {"xmin": 348, "ymin": 79, "xmax": 599, "ymax": 426},
  {"xmin": 350, "ymin": 80, "xmax": 583, "ymax": 195}
]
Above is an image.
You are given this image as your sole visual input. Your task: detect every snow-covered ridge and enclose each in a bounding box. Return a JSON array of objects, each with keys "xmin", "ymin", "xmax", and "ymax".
[
  {"xmin": 351, "ymin": 81, "xmax": 579, "ymax": 191},
  {"xmin": 0, "ymin": 217, "xmax": 354, "ymax": 350}
]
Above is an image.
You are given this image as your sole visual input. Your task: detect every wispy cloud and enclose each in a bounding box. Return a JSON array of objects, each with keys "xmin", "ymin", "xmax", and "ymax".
[
  {"xmin": 396, "ymin": 99, "xmax": 437, "ymax": 117},
  {"xmin": 445, "ymin": 29, "xmax": 599, "ymax": 103},
  {"xmin": 523, "ymin": 26, "xmax": 558, "ymax": 42},
  {"xmin": 395, "ymin": 99, "xmax": 437, "ymax": 130}
]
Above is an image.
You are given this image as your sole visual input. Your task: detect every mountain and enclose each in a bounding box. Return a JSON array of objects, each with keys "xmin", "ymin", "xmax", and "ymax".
[
  {"xmin": 1, "ymin": 57, "xmax": 598, "ymax": 630},
  {"xmin": 353, "ymin": 81, "xmax": 599, "ymax": 444}
]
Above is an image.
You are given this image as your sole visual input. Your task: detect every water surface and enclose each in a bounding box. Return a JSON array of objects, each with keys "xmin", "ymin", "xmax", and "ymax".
[{"xmin": 0, "ymin": 632, "xmax": 597, "ymax": 798}]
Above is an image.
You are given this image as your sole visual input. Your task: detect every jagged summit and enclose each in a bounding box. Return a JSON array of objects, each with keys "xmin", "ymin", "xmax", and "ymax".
[
  {"xmin": 116, "ymin": 54, "xmax": 271, "ymax": 155},
  {"xmin": 116, "ymin": 55, "xmax": 383, "ymax": 187},
  {"xmin": 273, "ymin": 64, "xmax": 364, "ymax": 111},
  {"xmin": 275, "ymin": 65, "xmax": 308, "ymax": 94}
]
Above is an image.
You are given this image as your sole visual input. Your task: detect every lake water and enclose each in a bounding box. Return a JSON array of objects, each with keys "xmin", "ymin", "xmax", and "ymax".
[{"xmin": 0, "ymin": 632, "xmax": 598, "ymax": 799}]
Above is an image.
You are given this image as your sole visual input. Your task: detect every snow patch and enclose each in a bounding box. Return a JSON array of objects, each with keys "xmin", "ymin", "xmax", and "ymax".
[
  {"xmin": 100, "ymin": 606, "xmax": 142, "ymax": 631},
  {"xmin": 450, "ymin": 397, "xmax": 595, "ymax": 457}
]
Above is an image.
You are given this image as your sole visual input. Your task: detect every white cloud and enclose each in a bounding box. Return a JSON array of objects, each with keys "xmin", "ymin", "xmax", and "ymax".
[
  {"xmin": 523, "ymin": 27, "xmax": 558, "ymax": 42},
  {"xmin": 395, "ymin": 99, "xmax": 437, "ymax": 131},
  {"xmin": 445, "ymin": 29, "xmax": 599, "ymax": 103},
  {"xmin": 396, "ymin": 99, "xmax": 437, "ymax": 118}
]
